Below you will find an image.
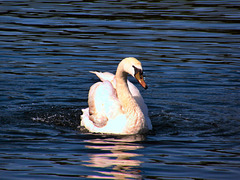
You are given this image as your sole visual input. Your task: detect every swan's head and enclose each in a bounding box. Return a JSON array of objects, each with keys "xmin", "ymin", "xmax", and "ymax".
[{"xmin": 121, "ymin": 57, "xmax": 148, "ymax": 89}]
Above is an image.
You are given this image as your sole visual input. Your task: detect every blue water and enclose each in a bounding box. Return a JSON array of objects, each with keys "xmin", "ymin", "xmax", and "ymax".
[{"xmin": 1, "ymin": 0, "xmax": 240, "ymax": 179}]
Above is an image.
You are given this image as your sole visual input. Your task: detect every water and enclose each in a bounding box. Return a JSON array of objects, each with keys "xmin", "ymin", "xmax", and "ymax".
[{"xmin": 1, "ymin": 0, "xmax": 240, "ymax": 179}]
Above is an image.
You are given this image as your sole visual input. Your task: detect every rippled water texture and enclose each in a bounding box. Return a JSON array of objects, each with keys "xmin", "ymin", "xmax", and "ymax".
[{"xmin": 1, "ymin": 0, "xmax": 240, "ymax": 179}]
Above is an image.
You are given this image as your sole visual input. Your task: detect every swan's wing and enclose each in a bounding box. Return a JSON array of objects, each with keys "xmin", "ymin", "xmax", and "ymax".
[
  {"xmin": 88, "ymin": 80, "xmax": 123, "ymax": 128},
  {"xmin": 90, "ymin": 71, "xmax": 117, "ymax": 89},
  {"xmin": 90, "ymin": 71, "xmax": 115, "ymax": 82}
]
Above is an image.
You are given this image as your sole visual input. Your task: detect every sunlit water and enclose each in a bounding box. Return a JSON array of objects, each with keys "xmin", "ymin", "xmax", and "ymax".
[{"xmin": 1, "ymin": 0, "xmax": 240, "ymax": 179}]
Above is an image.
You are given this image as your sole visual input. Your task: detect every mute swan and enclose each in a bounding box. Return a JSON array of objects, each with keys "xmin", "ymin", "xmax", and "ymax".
[{"xmin": 81, "ymin": 57, "xmax": 152, "ymax": 135}]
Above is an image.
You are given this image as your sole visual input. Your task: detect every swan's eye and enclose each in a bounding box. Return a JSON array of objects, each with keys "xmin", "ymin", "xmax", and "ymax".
[{"xmin": 133, "ymin": 65, "xmax": 143, "ymax": 76}]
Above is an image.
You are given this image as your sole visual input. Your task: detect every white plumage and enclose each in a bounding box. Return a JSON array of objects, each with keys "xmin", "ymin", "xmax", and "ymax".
[{"xmin": 81, "ymin": 57, "xmax": 152, "ymax": 135}]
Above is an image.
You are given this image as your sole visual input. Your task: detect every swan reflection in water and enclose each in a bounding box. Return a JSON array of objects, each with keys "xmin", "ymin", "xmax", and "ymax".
[{"xmin": 83, "ymin": 135, "xmax": 145, "ymax": 179}]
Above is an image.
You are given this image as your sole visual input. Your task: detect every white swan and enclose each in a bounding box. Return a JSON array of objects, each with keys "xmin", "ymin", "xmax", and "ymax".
[{"xmin": 81, "ymin": 57, "xmax": 152, "ymax": 135}]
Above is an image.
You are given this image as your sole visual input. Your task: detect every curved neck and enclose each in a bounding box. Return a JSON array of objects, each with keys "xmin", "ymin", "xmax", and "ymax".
[
  {"xmin": 116, "ymin": 63, "xmax": 135, "ymax": 111},
  {"xmin": 115, "ymin": 63, "xmax": 143, "ymax": 119},
  {"xmin": 115, "ymin": 60, "xmax": 147, "ymax": 134}
]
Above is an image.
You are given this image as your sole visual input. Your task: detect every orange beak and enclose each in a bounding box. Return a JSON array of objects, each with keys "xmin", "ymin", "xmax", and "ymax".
[{"xmin": 134, "ymin": 72, "xmax": 148, "ymax": 89}]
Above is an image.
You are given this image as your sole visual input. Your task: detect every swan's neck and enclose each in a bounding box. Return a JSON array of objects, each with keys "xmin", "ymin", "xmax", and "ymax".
[
  {"xmin": 116, "ymin": 71, "xmax": 134, "ymax": 111},
  {"xmin": 115, "ymin": 64, "xmax": 146, "ymax": 133}
]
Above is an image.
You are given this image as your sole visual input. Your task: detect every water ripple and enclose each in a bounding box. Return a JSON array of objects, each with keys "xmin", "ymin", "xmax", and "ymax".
[{"xmin": 1, "ymin": 0, "xmax": 240, "ymax": 179}]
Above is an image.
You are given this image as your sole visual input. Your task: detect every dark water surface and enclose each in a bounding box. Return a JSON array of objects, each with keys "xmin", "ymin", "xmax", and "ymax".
[{"xmin": 1, "ymin": 0, "xmax": 240, "ymax": 179}]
